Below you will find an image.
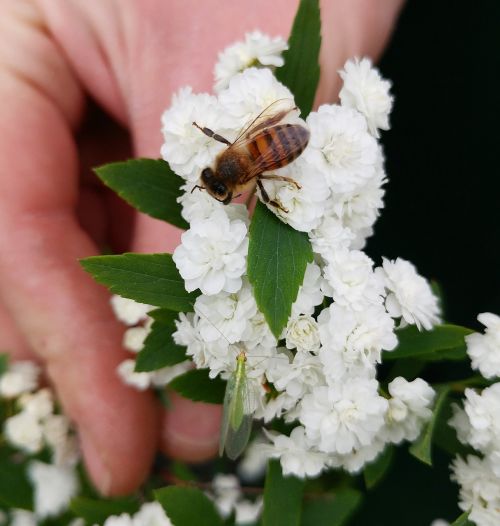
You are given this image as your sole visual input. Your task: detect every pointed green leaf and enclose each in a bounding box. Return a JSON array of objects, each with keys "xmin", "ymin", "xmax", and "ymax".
[
  {"xmin": 410, "ymin": 385, "xmax": 451, "ymax": 466},
  {"xmin": 95, "ymin": 158, "xmax": 188, "ymax": 230},
  {"xmin": 0, "ymin": 353, "xmax": 8, "ymax": 376},
  {"xmin": 155, "ymin": 486, "xmax": 223, "ymax": 526},
  {"xmin": 451, "ymin": 511, "xmax": 473, "ymax": 526},
  {"xmin": 363, "ymin": 445, "xmax": 394, "ymax": 489},
  {"xmin": 302, "ymin": 489, "xmax": 362, "ymax": 526},
  {"xmin": 135, "ymin": 309, "xmax": 186, "ymax": 372},
  {"xmin": 383, "ymin": 324, "xmax": 473, "ymax": 362},
  {"xmin": 70, "ymin": 497, "xmax": 140, "ymax": 525},
  {"xmin": 169, "ymin": 369, "xmax": 226, "ymax": 404},
  {"xmin": 263, "ymin": 460, "xmax": 305, "ymax": 526},
  {"xmin": 276, "ymin": 0, "xmax": 321, "ymax": 117},
  {"xmin": 80, "ymin": 253, "xmax": 198, "ymax": 312},
  {"xmin": 248, "ymin": 202, "xmax": 313, "ymax": 338}
]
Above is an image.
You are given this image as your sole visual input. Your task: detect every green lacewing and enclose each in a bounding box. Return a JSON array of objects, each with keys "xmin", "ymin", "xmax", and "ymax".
[
  {"xmin": 219, "ymin": 349, "xmax": 254, "ymax": 460},
  {"xmin": 193, "ymin": 303, "xmax": 260, "ymax": 460}
]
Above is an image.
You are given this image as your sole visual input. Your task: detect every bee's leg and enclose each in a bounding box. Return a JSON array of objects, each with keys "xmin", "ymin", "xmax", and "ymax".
[
  {"xmin": 259, "ymin": 174, "xmax": 301, "ymax": 189},
  {"xmin": 257, "ymin": 180, "xmax": 289, "ymax": 213},
  {"xmin": 192, "ymin": 122, "xmax": 232, "ymax": 146}
]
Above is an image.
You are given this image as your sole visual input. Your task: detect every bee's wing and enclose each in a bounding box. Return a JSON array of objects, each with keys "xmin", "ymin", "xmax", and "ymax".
[
  {"xmin": 219, "ymin": 373, "xmax": 254, "ymax": 460},
  {"xmin": 230, "ymin": 99, "xmax": 297, "ymax": 148}
]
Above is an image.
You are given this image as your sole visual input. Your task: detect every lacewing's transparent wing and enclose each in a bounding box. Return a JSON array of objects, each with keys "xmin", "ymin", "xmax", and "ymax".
[
  {"xmin": 219, "ymin": 373, "xmax": 235, "ymax": 457},
  {"xmin": 219, "ymin": 357, "xmax": 254, "ymax": 460},
  {"xmin": 224, "ymin": 411, "xmax": 253, "ymax": 460}
]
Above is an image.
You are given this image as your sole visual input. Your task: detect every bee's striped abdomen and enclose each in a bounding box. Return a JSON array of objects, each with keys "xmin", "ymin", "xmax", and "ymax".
[{"xmin": 248, "ymin": 124, "xmax": 310, "ymax": 173}]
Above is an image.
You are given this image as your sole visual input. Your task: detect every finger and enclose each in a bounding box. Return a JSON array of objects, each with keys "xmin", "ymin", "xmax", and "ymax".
[
  {"xmin": 76, "ymin": 103, "xmax": 132, "ymax": 251},
  {"xmin": 317, "ymin": 0, "xmax": 405, "ymax": 105},
  {"xmin": 160, "ymin": 393, "xmax": 222, "ymax": 462},
  {"xmin": 0, "ymin": 4, "xmax": 156, "ymax": 495},
  {"xmin": 0, "ymin": 301, "xmax": 36, "ymax": 362}
]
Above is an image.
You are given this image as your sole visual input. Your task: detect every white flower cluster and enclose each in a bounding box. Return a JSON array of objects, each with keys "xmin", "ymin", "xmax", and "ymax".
[
  {"xmin": 28, "ymin": 461, "xmax": 79, "ymax": 519},
  {"xmin": 111, "ymin": 296, "xmax": 191, "ymax": 391},
  {"xmin": 3, "ymin": 383, "xmax": 78, "ymax": 467},
  {"xmin": 0, "ymin": 361, "xmax": 40, "ymax": 398},
  {"xmin": 160, "ymin": 33, "xmax": 441, "ymax": 477},
  {"xmin": 451, "ymin": 455, "xmax": 500, "ymax": 526},
  {"xmin": 465, "ymin": 312, "xmax": 500, "ymax": 379},
  {"xmin": 338, "ymin": 57, "xmax": 393, "ymax": 137},
  {"xmin": 448, "ymin": 320, "xmax": 500, "ymax": 526},
  {"xmin": 0, "ymin": 361, "xmax": 80, "ymax": 519},
  {"xmin": 102, "ymin": 502, "xmax": 173, "ymax": 526},
  {"xmin": 447, "ymin": 312, "xmax": 500, "ymax": 526},
  {"xmin": 208, "ymin": 474, "xmax": 262, "ymax": 525},
  {"xmin": 214, "ymin": 30, "xmax": 288, "ymax": 93}
]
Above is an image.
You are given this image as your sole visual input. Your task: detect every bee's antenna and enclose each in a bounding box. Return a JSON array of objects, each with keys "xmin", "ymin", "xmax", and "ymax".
[{"xmin": 191, "ymin": 185, "xmax": 205, "ymax": 194}]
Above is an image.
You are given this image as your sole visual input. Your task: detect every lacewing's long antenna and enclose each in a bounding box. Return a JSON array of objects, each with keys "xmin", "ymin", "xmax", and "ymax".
[
  {"xmin": 189, "ymin": 300, "xmax": 232, "ymax": 347},
  {"xmin": 188, "ymin": 300, "xmax": 275, "ymax": 367}
]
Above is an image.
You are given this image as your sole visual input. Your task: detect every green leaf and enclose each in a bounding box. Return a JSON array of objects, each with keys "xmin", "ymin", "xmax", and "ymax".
[
  {"xmin": 155, "ymin": 486, "xmax": 223, "ymax": 526},
  {"xmin": 386, "ymin": 358, "xmax": 425, "ymax": 382},
  {"xmin": 70, "ymin": 497, "xmax": 140, "ymax": 525},
  {"xmin": 95, "ymin": 159, "xmax": 189, "ymax": 230},
  {"xmin": 410, "ymin": 385, "xmax": 451, "ymax": 466},
  {"xmin": 0, "ymin": 461, "xmax": 33, "ymax": 510},
  {"xmin": 301, "ymin": 489, "xmax": 362, "ymax": 526},
  {"xmin": 450, "ymin": 511, "xmax": 473, "ymax": 526},
  {"xmin": 248, "ymin": 202, "xmax": 313, "ymax": 339},
  {"xmin": 383, "ymin": 324, "xmax": 473, "ymax": 362},
  {"xmin": 169, "ymin": 369, "xmax": 226, "ymax": 404},
  {"xmin": 0, "ymin": 353, "xmax": 8, "ymax": 376},
  {"xmin": 80, "ymin": 253, "xmax": 197, "ymax": 312},
  {"xmin": 363, "ymin": 445, "xmax": 394, "ymax": 489},
  {"xmin": 135, "ymin": 309, "xmax": 186, "ymax": 372},
  {"xmin": 276, "ymin": 0, "xmax": 321, "ymax": 117},
  {"xmin": 263, "ymin": 459, "xmax": 305, "ymax": 526}
]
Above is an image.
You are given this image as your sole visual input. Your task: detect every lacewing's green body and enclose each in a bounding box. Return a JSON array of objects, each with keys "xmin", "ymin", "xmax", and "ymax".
[{"xmin": 219, "ymin": 351, "xmax": 253, "ymax": 460}]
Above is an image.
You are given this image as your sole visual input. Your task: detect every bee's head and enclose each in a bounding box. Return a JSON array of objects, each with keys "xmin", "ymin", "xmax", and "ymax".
[{"xmin": 200, "ymin": 167, "xmax": 232, "ymax": 205}]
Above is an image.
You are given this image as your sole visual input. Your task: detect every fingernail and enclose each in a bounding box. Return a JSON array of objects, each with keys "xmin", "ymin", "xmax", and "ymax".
[
  {"xmin": 80, "ymin": 431, "xmax": 113, "ymax": 496},
  {"xmin": 160, "ymin": 392, "xmax": 222, "ymax": 462}
]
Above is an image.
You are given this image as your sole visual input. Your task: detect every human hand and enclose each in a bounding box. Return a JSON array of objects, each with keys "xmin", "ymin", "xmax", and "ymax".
[{"xmin": 0, "ymin": 0, "xmax": 404, "ymax": 495}]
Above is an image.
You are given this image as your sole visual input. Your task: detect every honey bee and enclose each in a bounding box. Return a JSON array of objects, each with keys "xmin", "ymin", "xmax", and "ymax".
[{"xmin": 192, "ymin": 100, "xmax": 310, "ymax": 211}]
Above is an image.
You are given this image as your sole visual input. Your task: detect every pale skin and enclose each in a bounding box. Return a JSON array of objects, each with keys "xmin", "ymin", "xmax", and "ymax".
[{"xmin": 0, "ymin": 0, "xmax": 404, "ymax": 495}]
